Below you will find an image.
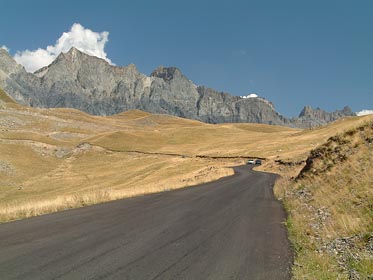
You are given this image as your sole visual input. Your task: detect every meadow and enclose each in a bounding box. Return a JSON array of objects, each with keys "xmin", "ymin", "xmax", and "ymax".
[{"xmin": 1, "ymin": 89, "xmax": 372, "ymax": 278}]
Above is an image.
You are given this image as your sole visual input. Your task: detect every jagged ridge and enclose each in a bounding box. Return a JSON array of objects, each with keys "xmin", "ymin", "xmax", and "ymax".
[{"xmin": 0, "ymin": 47, "xmax": 355, "ymax": 128}]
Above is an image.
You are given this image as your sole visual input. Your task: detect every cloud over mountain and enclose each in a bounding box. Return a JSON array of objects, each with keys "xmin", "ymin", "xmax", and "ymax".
[
  {"xmin": 14, "ymin": 23, "xmax": 113, "ymax": 73},
  {"xmin": 356, "ymin": 109, "xmax": 373, "ymax": 116}
]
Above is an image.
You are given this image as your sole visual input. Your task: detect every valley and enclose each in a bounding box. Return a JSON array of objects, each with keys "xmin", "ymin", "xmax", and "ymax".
[
  {"xmin": 1, "ymin": 88, "xmax": 372, "ymax": 278},
  {"xmin": 1, "ymin": 3, "xmax": 372, "ymax": 279}
]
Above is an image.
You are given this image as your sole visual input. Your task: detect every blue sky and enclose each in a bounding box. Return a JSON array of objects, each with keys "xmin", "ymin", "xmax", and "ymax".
[{"xmin": 1, "ymin": 0, "xmax": 372, "ymax": 117}]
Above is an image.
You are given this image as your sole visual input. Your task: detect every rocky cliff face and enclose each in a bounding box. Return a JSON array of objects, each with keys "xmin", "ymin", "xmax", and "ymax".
[
  {"xmin": 292, "ymin": 106, "xmax": 355, "ymax": 128},
  {"xmin": 0, "ymin": 47, "xmax": 355, "ymax": 128},
  {"xmin": 196, "ymin": 86, "xmax": 292, "ymax": 125}
]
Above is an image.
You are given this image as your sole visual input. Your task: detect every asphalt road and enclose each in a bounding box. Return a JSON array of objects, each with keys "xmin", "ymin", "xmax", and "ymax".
[{"xmin": 0, "ymin": 165, "xmax": 292, "ymax": 280}]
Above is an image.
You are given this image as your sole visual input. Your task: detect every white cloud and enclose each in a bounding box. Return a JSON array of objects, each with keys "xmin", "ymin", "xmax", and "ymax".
[
  {"xmin": 356, "ymin": 109, "xmax": 373, "ymax": 116},
  {"xmin": 14, "ymin": 23, "xmax": 113, "ymax": 73},
  {"xmin": 1, "ymin": 45, "xmax": 9, "ymax": 52},
  {"xmin": 240, "ymin": 93, "xmax": 258, "ymax": 99}
]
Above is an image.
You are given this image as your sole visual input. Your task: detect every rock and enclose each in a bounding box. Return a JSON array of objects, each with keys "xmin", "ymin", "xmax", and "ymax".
[
  {"xmin": 349, "ymin": 269, "xmax": 361, "ymax": 280},
  {"xmin": 0, "ymin": 161, "xmax": 15, "ymax": 175},
  {"xmin": 294, "ymin": 106, "xmax": 355, "ymax": 128},
  {"xmin": 76, "ymin": 142, "xmax": 92, "ymax": 150},
  {"xmin": 275, "ymin": 159, "xmax": 305, "ymax": 166},
  {"xmin": 54, "ymin": 147, "xmax": 71, "ymax": 158},
  {"xmin": 196, "ymin": 86, "xmax": 292, "ymax": 125},
  {"xmin": 0, "ymin": 48, "xmax": 355, "ymax": 128}
]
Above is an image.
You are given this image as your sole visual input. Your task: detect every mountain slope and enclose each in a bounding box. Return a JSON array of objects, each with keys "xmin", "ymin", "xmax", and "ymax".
[
  {"xmin": 273, "ymin": 120, "xmax": 373, "ymax": 279},
  {"xmin": 0, "ymin": 48, "xmax": 354, "ymax": 127},
  {"xmin": 0, "ymin": 95, "xmax": 370, "ymax": 223},
  {"xmin": 0, "ymin": 88, "xmax": 15, "ymax": 104}
]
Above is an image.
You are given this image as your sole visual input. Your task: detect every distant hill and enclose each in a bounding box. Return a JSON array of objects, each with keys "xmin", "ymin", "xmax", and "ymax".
[{"xmin": 0, "ymin": 47, "xmax": 355, "ymax": 128}]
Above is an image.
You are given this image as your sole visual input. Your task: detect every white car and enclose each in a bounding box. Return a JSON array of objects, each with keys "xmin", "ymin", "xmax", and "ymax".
[{"xmin": 247, "ymin": 159, "xmax": 255, "ymax": 164}]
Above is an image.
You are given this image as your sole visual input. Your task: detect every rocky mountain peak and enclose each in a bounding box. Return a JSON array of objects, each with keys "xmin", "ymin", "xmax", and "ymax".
[
  {"xmin": 0, "ymin": 48, "xmax": 8, "ymax": 56},
  {"xmin": 45, "ymin": 47, "xmax": 106, "ymax": 68},
  {"xmin": 57, "ymin": 47, "xmax": 88, "ymax": 64},
  {"xmin": 35, "ymin": 47, "xmax": 115, "ymax": 77},
  {"xmin": 296, "ymin": 105, "xmax": 356, "ymax": 127},
  {"xmin": 299, "ymin": 105, "xmax": 355, "ymax": 119},
  {"xmin": 0, "ymin": 48, "xmax": 23, "ymax": 75},
  {"xmin": 151, "ymin": 66, "xmax": 183, "ymax": 82},
  {"xmin": 63, "ymin": 47, "xmax": 97, "ymax": 63},
  {"xmin": 0, "ymin": 47, "xmax": 356, "ymax": 128},
  {"xmin": 67, "ymin": 46, "xmax": 80, "ymax": 54},
  {"xmin": 340, "ymin": 106, "xmax": 354, "ymax": 115},
  {"xmin": 299, "ymin": 105, "xmax": 317, "ymax": 118},
  {"xmin": 126, "ymin": 63, "xmax": 138, "ymax": 73}
]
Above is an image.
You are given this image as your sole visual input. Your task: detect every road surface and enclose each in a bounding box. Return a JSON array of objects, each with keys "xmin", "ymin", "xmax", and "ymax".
[{"xmin": 0, "ymin": 165, "xmax": 292, "ymax": 280}]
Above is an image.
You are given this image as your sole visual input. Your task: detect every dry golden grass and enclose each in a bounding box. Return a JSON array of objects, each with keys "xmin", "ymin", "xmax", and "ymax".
[
  {"xmin": 0, "ymin": 152, "xmax": 234, "ymax": 222},
  {"xmin": 0, "ymin": 88, "xmax": 16, "ymax": 103},
  {"xmin": 1, "ymin": 89, "xmax": 373, "ymax": 277},
  {"xmin": 274, "ymin": 120, "xmax": 373, "ymax": 279},
  {"xmin": 1, "ymin": 100, "xmax": 244, "ymax": 220},
  {"xmin": 1, "ymin": 95, "xmax": 372, "ymax": 236}
]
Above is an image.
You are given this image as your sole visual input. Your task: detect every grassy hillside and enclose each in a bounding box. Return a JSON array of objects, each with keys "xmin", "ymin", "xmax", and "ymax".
[
  {"xmin": 0, "ymin": 104, "xmax": 287, "ymax": 222},
  {"xmin": 1, "ymin": 94, "xmax": 372, "ymax": 276},
  {"xmin": 274, "ymin": 120, "xmax": 373, "ymax": 279},
  {"xmin": 0, "ymin": 97, "xmax": 372, "ymax": 234},
  {"xmin": 0, "ymin": 88, "xmax": 16, "ymax": 104},
  {"xmin": 1, "ymin": 105, "xmax": 243, "ymax": 222}
]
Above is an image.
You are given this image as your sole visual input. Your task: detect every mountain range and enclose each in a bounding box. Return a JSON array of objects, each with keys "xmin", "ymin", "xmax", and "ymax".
[{"xmin": 0, "ymin": 47, "xmax": 355, "ymax": 128}]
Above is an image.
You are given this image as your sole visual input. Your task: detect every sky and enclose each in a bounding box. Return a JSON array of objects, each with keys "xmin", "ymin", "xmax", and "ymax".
[{"xmin": 0, "ymin": 0, "xmax": 372, "ymax": 117}]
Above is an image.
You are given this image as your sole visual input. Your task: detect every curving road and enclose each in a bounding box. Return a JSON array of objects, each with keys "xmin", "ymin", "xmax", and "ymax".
[{"xmin": 0, "ymin": 165, "xmax": 292, "ymax": 280}]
